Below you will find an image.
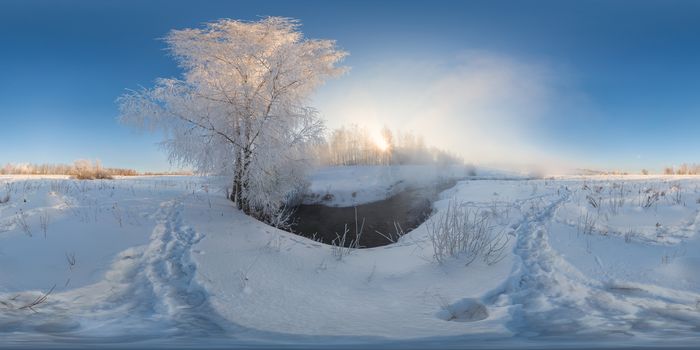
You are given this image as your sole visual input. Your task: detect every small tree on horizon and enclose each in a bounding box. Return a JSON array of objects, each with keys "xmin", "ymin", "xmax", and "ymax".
[{"xmin": 118, "ymin": 17, "xmax": 347, "ymax": 222}]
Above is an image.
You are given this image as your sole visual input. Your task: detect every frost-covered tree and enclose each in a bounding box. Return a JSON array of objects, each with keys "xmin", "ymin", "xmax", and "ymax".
[{"xmin": 118, "ymin": 17, "xmax": 347, "ymax": 222}]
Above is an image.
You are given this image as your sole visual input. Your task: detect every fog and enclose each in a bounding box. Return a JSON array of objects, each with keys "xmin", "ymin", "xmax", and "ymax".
[{"xmin": 314, "ymin": 50, "xmax": 581, "ymax": 174}]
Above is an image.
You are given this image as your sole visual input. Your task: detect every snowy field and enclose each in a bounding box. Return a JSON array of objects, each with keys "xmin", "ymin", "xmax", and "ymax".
[{"xmin": 2, "ymin": 170, "xmax": 700, "ymax": 348}]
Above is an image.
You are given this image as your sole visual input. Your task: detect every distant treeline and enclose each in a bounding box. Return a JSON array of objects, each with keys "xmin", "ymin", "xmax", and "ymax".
[
  {"xmin": 314, "ymin": 125, "xmax": 463, "ymax": 166},
  {"xmin": 662, "ymin": 164, "xmax": 700, "ymax": 175},
  {"xmin": 579, "ymin": 164, "xmax": 700, "ymax": 176},
  {"xmin": 0, "ymin": 160, "xmax": 192, "ymax": 178}
]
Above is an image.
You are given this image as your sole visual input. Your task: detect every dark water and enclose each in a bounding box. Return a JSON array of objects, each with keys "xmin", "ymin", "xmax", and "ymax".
[{"xmin": 289, "ymin": 180, "xmax": 458, "ymax": 248}]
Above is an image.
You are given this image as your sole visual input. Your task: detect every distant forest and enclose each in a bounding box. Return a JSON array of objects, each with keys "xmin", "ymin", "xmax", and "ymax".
[
  {"xmin": 2, "ymin": 126, "xmax": 464, "ymax": 177},
  {"xmin": 314, "ymin": 125, "xmax": 463, "ymax": 166},
  {"xmin": 0, "ymin": 160, "xmax": 190, "ymax": 178},
  {"xmin": 662, "ymin": 164, "xmax": 700, "ymax": 175}
]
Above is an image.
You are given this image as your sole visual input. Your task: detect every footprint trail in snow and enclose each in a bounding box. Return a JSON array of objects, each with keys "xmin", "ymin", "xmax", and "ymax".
[{"xmin": 493, "ymin": 190, "xmax": 700, "ymax": 341}]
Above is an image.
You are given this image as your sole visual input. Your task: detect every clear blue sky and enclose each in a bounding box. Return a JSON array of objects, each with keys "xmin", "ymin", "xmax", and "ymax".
[{"xmin": 1, "ymin": 0, "xmax": 699, "ymax": 172}]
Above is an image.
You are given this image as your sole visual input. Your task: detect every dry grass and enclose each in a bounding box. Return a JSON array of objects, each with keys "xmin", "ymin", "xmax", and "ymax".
[
  {"xmin": 71, "ymin": 171, "xmax": 114, "ymax": 180},
  {"xmin": 331, "ymin": 207, "xmax": 365, "ymax": 261},
  {"xmin": 427, "ymin": 199, "xmax": 510, "ymax": 266}
]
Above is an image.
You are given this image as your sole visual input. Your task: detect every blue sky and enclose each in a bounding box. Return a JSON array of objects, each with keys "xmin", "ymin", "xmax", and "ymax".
[{"xmin": 1, "ymin": 0, "xmax": 699, "ymax": 172}]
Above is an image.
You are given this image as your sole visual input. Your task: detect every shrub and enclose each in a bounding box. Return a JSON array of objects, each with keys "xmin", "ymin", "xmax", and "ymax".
[
  {"xmin": 71, "ymin": 160, "xmax": 114, "ymax": 180},
  {"xmin": 427, "ymin": 199, "xmax": 510, "ymax": 266}
]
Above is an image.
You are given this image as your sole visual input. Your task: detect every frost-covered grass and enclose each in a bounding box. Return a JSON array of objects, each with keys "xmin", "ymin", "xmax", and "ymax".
[
  {"xmin": 2, "ymin": 172, "xmax": 700, "ymax": 347},
  {"xmin": 0, "ymin": 175, "xmax": 206, "ymax": 292},
  {"xmin": 556, "ymin": 177, "xmax": 700, "ymax": 244},
  {"xmin": 427, "ymin": 198, "xmax": 510, "ymax": 266},
  {"xmin": 549, "ymin": 176, "xmax": 700, "ymax": 295}
]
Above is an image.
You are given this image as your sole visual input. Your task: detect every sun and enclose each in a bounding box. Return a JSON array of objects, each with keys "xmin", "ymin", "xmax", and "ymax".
[{"xmin": 372, "ymin": 131, "xmax": 389, "ymax": 152}]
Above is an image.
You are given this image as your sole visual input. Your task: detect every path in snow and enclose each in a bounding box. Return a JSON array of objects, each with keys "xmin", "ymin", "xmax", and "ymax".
[
  {"xmin": 492, "ymin": 188, "xmax": 700, "ymax": 342},
  {"xmin": 138, "ymin": 199, "xmax": 229, "ymax": 336},
  {"xmin": 0, "ymin": 198, "xmax": 233, "ymax": 345}
]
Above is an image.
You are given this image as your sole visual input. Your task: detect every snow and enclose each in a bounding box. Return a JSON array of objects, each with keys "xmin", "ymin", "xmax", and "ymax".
[
  {"xmin": 188, "ymin": 193, "xmax": 514, "ymax": 339},
  {"xmin": 0, "ymin": 176, "xmax": 203, "ymax": 292},
  {"xmin": 305, "ymin": 164, "xmax": 481, "ymax": 206},
  {"xmin": 2, "ymin": 171, "xmax": 700, "ymax": 347}
]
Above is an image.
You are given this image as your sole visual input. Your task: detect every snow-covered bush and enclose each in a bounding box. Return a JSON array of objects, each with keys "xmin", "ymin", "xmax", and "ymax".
[
  {"xmin": 119, "ymin": 17, "xmax": 347, "ymax": 225},
  {"xmin": 427, "ymin": 199, "xmax": 510, "ymax": 266},
  {"xmin": 72, "ymin": 159, "xmax": 113, "ymax": 180}
]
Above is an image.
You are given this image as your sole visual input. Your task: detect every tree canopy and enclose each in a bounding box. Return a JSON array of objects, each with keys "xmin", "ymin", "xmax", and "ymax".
[{"xmin": 119, "ymin": 17, "xmax": 347, "ymax": 223}]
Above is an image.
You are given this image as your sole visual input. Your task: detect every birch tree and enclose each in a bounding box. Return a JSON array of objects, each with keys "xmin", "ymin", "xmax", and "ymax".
[{"xmin": 118, "ymin": 17, "xmax": 347, "ymax": 222}]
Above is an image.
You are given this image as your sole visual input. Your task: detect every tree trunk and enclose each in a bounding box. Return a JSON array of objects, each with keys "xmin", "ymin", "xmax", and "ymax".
[
  {"xmin": 233, "ymin": 149, "xmax": 244, "ymax": 210},
  {"xmin": 240, "ymin": 114, "xmax": 253, "ymax": 215},
  {"xmin": 231, "ymin": 114, "xmax": 244, "ymax": 210},
  {"xmin": 240, "ymin": 146, "xmax": 252, "ymax": 214}
]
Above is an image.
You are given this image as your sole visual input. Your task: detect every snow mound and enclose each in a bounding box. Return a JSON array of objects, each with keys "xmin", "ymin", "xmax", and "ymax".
[{"xmin": 437, "ymin": 298, "xmax": 489, "ymax": 322}]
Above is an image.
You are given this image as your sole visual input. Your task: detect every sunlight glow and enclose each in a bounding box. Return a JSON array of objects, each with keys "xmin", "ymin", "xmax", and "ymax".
[{"xmin": 372, "ymin": 130, "xmax": 389, "ymax": 152}]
